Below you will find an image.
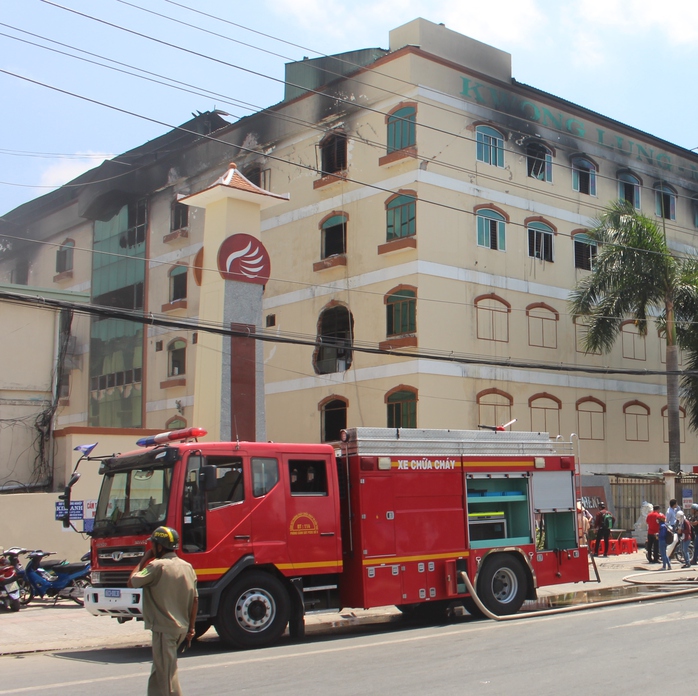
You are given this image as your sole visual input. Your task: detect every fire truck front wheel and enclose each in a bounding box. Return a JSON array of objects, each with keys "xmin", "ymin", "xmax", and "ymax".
[
  {"xmin": 216, "ymin": 571, "xmax": 290, "ymax": 649},
  {"xmin": 477, "ymin": 554, "xmax": 527, "ymax": 616}
]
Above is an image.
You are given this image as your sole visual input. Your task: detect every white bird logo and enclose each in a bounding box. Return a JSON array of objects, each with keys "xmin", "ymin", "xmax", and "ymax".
[{"xmin": 226, "ymin": 240, "xmax": 265, "ymax": 279}]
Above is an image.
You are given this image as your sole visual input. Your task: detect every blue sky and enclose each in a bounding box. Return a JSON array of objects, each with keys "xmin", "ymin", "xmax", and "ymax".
[{"xmin": 1, "ymin": 0, "xmax": 696, "ymax": 214}]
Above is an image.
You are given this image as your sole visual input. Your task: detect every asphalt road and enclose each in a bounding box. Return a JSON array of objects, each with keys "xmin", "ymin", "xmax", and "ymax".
[{"xmin": 1, "ymin": 591, "xmax": 696, "ymax": 695}]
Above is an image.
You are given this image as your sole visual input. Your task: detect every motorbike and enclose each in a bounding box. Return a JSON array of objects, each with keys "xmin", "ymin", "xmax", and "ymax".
[
  {"xmin": 21, "ymin": 550, "xmax": 91, "ymax": 606},
  {"xmin": 0, "ymin": 556, "xmax": 21, "ymax": 612}
]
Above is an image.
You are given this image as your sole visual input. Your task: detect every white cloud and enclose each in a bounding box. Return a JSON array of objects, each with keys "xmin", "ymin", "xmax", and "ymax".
[
  {"xmin": 578, "ymin": 0, "xmax": 698, "ymax": 43},
  {"xmin": 39, "ymin": 153, "xmax": 109, "ymax": 190}
]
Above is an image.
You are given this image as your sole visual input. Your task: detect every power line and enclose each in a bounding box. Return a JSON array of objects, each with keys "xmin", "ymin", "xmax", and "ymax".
[{"xmin": 1, "ymin": 288, "xmax": 692, "ymax": 378}]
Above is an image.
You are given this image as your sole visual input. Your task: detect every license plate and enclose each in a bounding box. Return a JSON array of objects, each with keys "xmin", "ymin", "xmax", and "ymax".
[
  {"xmin": 105, "ymin": 589, "xmax": 121, "ymax": 598},
  {"xmin": 6, "ymin": 582, "xmax": 18, "ymax": 593}
]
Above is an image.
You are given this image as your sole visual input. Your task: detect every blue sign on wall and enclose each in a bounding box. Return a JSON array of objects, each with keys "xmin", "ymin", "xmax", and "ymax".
[{"xmin": 55, "ymin": 500, "xmax": 84, "ymax": 521}]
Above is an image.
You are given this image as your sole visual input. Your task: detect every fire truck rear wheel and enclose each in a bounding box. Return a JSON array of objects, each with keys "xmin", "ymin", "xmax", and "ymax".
[
  {"xmin": 216, "ymin": 572, "xmax": 290, "ymax": 649},
  {"xmin": 477, "ymin": 554, "xmax": 527, "ymax": 616}
]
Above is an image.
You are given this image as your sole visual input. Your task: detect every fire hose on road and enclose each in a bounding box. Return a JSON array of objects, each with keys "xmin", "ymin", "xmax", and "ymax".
[{"xmin": 458, "ymin": 569, "xmax": 698, "ymax": 621}]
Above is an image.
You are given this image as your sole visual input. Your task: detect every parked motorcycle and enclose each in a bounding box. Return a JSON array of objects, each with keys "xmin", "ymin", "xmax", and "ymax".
[
  {"xmin": 22, "ymin": 550, "xmax": 91, "ymax": 606},
  {"xmin": 3, "ymin": 547, "xmax": 33, "ymax": 605},
  {"xmin": 0, "ymin": 555, "xmax": 21, "ymax": 612}
]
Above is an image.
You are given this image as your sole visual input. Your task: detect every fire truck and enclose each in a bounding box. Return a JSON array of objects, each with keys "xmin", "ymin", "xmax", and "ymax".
[{"xmin": 78, "ymin": 426, "xmax": 590, "ymax": 648}]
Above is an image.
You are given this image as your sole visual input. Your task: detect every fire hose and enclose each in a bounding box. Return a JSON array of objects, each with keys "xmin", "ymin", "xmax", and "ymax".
[{"xmin": 458, "ymin": 569, "xmax": 698, "ymax": 621}]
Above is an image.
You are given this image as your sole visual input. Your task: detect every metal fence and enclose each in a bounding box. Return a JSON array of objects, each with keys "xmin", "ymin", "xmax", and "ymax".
[{"xmin": 608, "ymin": 474, "xmax": 698, "ymax": 535}]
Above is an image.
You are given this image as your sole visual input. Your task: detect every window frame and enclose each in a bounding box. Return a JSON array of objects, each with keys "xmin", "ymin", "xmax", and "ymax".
[
  {"xmin": 623, "ymin": 401, "xmax": 650, "ymax": 442},
  {"xmin": 386, "ymin": 288, "xmax": 416, "ymax": 337},
  {"xmin": 476, "ymin": 208, "xmax": 506, "ymax": 251},
  {"xmin": 573, "ymin": 232, "xmax": 597, "ymax": 271},
  {"xmin": 576, "ymin": 397, "xmax": 605, "ymax": 441},
  {"xmin": 527, "ymin": 221, "xmax": 554, "ymax": 262},
  {"xmin": 387, "ymin": 105, "xmax": 416, "ymax": 154},
  {"xmin": 169, "ymin": 265, "xmax": 187, "ymax": 303},
  {"xmin": 526, "ymin": 142, "xmax": 553, "ymax": 182},
  {"xmin": 320, "ymin": 131, "xmax": 347, "ymax": 176},
  {"xmin": 386, "ymin": 194, "xmax": 416, "ymax": 241},
  {"xmin": 476, "ymin": 125, "xmax": 505, "ymax": 167},
  {"xmin": 319, "ymin": 396, "xmax": 348, "ymax": 443},
  {"xmin": 529, "ymin": 393, "xmax": 561, "ymax": 437},
  {"xmin": 618, "ymin": 172, "xmax": 641, "ymax": 209},
  {"xmin": 477, "ymin": 388, "xmax": 512, "ymax": 430},
  {"xmin": 475, "ymin": 294, "xmax": 510, "ymax": 343},
  {"xmin": 386, "ymin": 387, "xmax": 417, "ymax": 429},
  {"xmin": 527, "ymin": 303, "xmax": 558, "ymax": 349},
  {"xmin": 621, "ymin": 321, "xmax": 646, "ymax": 361},
  {"xmin": 655, "ymin": 183, "xmax": 677, "ymax": 220},
  {"xmin": 571, "ymin": 157, "xmax": 597, "ymax": 196},
  {"xmin": 320, "ymin": 213, "xmax": 347, "ymax": 259},
  {"xmin": 167, "ymin": 338, "xmax": 187, "ymax": 377},
  {"xmin": 55, "ymin": 239, "xmax": 75, "ymax": 274}
]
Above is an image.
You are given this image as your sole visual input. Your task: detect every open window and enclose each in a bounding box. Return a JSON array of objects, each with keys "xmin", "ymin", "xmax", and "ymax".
[
  {"xmin": 313, "ymin": 304, "xmax": 353, "ymax": 374},
  {"xmin": 573, "ymin": 232, "xmax": 597, "ymax": 270},
  {"xmin": 476, "ymin": 207, "xmax": 506, "ymax": 251},
  {"xmin": 571, "ymin": 156, "xmax": 597, "ymax": 196},
  {"xmin": 320, "ymin": 396, "xmax": 347, "ymax": 443},
  {"xmin": 320, "ymin": 213, "xmax": 347, "ymax": 259},
  {"xmin": 618, "ymin": 171, "xmax": 641, "ymax": 209},
  {"xmin": 168, "ymin": 338, "xmax": 186, "ymax": 377},
  {"xmin": 320, "ymin": 131, "xmax": 347, "ymax": 176},
  {"xmin": 655, "ymin": 183, "xmax": 676, "ymax": 220},
  {"xmin": 528, "ymin": 221, "xmax": 554, "ymax": 262},
  {"xmin": 56, "ymin": 239, "xmax": 75, "ymax": 275},
  {"xmin": 526, "ymin": 142, "xmax": 553, "ymax": 182},
  {"xmin": 386, "ymin": 386, "xmax": 417, "ymax": 428}
]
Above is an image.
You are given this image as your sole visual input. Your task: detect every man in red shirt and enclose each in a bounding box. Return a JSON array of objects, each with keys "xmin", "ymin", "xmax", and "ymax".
[{"xmin": 645, "ymin": 504, "xmax": 662, "ymax": 564}]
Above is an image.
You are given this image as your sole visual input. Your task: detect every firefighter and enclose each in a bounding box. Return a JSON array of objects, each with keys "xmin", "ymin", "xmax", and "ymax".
[{"xmin": 128, "ymin": 526, "xmax": 198, "ymax": 696}]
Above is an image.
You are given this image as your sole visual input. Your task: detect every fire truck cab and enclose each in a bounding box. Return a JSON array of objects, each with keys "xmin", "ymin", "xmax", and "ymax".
[{"xmin": 84, "ymin": 427, "xmax": 590, "ymax": 649}]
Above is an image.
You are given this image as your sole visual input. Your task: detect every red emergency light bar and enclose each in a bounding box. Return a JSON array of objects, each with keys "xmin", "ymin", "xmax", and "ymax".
[{"xmin": 136, "ymin": 427, "xmax": 207, "ymax": 447}]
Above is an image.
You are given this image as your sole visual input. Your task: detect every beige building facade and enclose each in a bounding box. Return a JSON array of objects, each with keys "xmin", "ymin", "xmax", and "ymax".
[{"xmin": 1, "ymin": 18, "xmax": 697, "ymax": 490}]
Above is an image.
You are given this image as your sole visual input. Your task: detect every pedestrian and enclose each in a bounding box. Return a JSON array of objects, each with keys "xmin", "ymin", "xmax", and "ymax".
[
  {"xmin": 666, "ymin": 499, "xmax": 679, "ymax": 530},
  {"xmin": 577, "ymin": 502, "xmax": 591, "ymax": 545},
  {"xmin": 658, "ymin": 514, "xmax": 672, "ymax": 570},
  {"xmin": 593, "ymin": 502, "xmax": 615, "ymax": 557},
  {"xmin": 645, "ymin": 504, "xmax": 662, "ymax": 564},
  {"xmin": 689, "ymin": 503, "xmax": 698, "ymax": 565},
  {"xmin": 677, "ymin": 510, "xmax": 692, "ymax": 568},
  {"xmin": 128, "ymin": 526, "xmax": 198, "ymax": 696}
]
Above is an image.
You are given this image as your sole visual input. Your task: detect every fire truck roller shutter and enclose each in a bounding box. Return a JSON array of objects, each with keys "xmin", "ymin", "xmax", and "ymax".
[
  {"xmin": 215, "ymin": 570, "xmax": 291, "ymax": 649},
  {"xmin": 476, "ymin": 553, "xmax": 528, "ymax": 615}
]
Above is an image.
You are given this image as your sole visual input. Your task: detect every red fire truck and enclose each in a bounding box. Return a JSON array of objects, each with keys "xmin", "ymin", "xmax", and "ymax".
[{"xmin": 79, "ymin": 426, "xmax": 590, "ymax": 648}]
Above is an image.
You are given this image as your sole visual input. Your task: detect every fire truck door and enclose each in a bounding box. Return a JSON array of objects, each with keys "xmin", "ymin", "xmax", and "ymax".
[
  {"xmin": 284, "ymin": 456, "xmax": 341, "ymax": 569},
  {"xmin": 360, "ymin": 476, "xmax": 396, "ymax": 558},
  {"xmin": 197, "ymin": 454, "xmax": 253, "ymax": 563}
]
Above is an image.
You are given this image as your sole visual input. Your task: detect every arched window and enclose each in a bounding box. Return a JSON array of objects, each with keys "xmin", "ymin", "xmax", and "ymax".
[
  {"xmin": 313, "ymin": 304, "xmax": 354, "ymax": 375},
  {"xmin": 320, "ymin": 213, "xmax": 347, "ymax": 259},
  {"xmin": 655, "ymin": 183, "xmax": 676, "ymax": 220},
  {"xmin": 169, "ymin": 265, "xmax": 187, "ymax": 303},
  {"xmin": 621, "ymin": 321, "xmax": 646, "ymax": 361},
  {"xmin": 526, "ymin": 142, "xmax": 553, "ymax": 182},
  {"xmin": 577, "ymin": 397, "xmax": 605, "ymax": 441},
  {"xmin": 659, "ymin": 330, "xmax": 684, "ymax": 366},
  {"xmin": 476, "ymin": 125, "xmax": 504, "ymax": 167},
  {"xmin": 527, "ymin": 303, "xmax": 558, "ymax": 349},
  {"xmin": 623, "ymin": 401, "xmax": 649, "ymax": 442},
  {"xmin": 386, "ymin": 193, "xmax": 416, "ymax": 241},
  {"xmin": 165, "ymin": 416, "xmax": 187, "ymax": 430},
  {"xmin": 320, "ymin": 396, "xmax": 348, "ymax": 442},
  {"xmin": 475, "ymin": 294, "xmax": 509, "ymax": 342},
  {"xmin": 386, "ymin": 287, "xmax": 416, "ymax": 337},
  {"xmin": 386, "ymin": 387, "xmax": 417, "ymax": 429},
  {"xmin": 692, "ymin": 196, "xmax": 698, "ymax": 228},
  {"xmin": 476, "ymin": 208, "xmax": 506, "ymax": 251},
  {"xmin": 387, "ymin": 105, "xmax": 416, "ymax": 154},
  {"xmin": 527, "ymin": 221, "xmax": 554, "ymax": 262},
  {"xmin": 477, "ymin": 389, "xmax": 512, "ymax": 430},
  {"xmin": 529, "ymin": 393, "xmax": 561, "ymax": 437},
  {"xmin": 320, "ymin": 131, "xmax": 347, "ymax": 175},
  {"xmin": 574, "ymin": 315, "xmax": 601, "ymax": 355},
  {"xmin": 571, "ymin": 156, "xmax": 597, "ymax": 196},
  {"xmin": 55, "ymin": 239, "xmax": 74, "ymax": 274},
  {"xmin": 662, "ymin": 406, "xmax": 686, "ymax": 443},
  {"xmin": 618, "ymin": 171, "xmax": 641, "ymax": 209},
  {"xmin": 573, "ymin": 231, "xmax": 597, "ymax": 271},
  {"xmin": 168, "ymin": 339, "xmax": 186, "ymax": 377}
]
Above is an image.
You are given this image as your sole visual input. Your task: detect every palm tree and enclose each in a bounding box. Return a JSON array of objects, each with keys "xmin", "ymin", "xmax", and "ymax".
[{"xmin": 569, "ymin": 200, "xmax": 698, "ymax": 473}]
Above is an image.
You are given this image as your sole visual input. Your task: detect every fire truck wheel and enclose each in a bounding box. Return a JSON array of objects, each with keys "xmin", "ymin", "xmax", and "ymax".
[
  {"xmin": 216, "ymin": 572, "xmax": 290, "ymax": 649},
  {"xmin": 477, "ymin": 555, "xmax": 527, "ymax": 616}
]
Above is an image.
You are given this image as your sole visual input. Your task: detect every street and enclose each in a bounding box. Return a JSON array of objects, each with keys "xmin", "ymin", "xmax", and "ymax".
[{"xmin": 1, "ymin": 592, "xmax": 694, "ymax": 695}]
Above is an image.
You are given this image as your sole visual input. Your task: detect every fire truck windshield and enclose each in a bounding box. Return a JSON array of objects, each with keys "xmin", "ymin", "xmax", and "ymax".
[{"xmin": 92, "ymin": 457, "xmax": 174, "ymax": 538}]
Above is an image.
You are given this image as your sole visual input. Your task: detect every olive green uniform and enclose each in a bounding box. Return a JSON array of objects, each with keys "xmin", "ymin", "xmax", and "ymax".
[{"xmin": 131, "ymin": 552, "xmax": 197, "ymax": 696}]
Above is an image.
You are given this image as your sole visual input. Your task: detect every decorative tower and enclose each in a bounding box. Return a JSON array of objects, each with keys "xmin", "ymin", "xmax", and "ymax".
[{"xmin": 181, "ymin": 164, "xmax": 289, "ymax": 441}]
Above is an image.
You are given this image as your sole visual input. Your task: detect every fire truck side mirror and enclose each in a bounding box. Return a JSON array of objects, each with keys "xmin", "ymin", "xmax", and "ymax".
[{"xmin": 200, "ymin": 465, "xmax": 218, "ymax": 492}]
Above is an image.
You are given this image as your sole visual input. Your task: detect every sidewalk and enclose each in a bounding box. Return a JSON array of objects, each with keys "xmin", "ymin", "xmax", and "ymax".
[{"xmin": 0, "ymin": 550, "xmax": 676, "ymax": 657}]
